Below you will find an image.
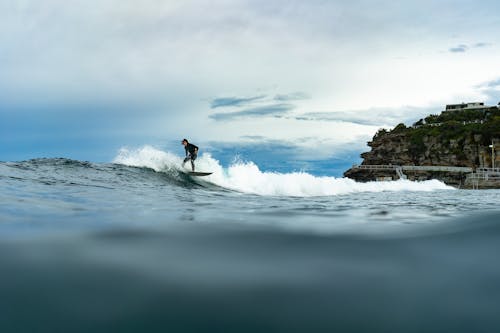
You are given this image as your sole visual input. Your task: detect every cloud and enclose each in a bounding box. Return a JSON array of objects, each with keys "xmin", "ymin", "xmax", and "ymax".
[
  {"xmin": 449, "ymin": 44, "xmax": 468, "ymax": 53},
  {"xmin": 475, "ymin": 78, "xmax": 500, "ymax": 89},
  {"xmin": 449, "ymin": 42, "xmax": 492, "ymax": 53},
  {"xmin": 294, "ymin": 105, "xmax": 439, "ymax": 127},
  {"xmin": 208, "ymin": 91, "xmax": 309, "ymax": 121},
  {"xmin": 485, "ymin": 79, "xmax": 500, "ymax": 88},
  {"xmin": 210, "ymin": 103, "xmax": 295, "ymax": 121},
  {"xmin": 210, "ymin": 92, "xmax": 309, "ymax": 109},
  {"xmin": 475, "ymin": 77, "xmax": 500, "ymax": 106},
  {"xmin": 210, "ymin": 95, "xmax": 267, "ymax": 108},
  {"xmin": 473, "ymin": 77, "xmax": 500, "ymax": 105},
  {"xmin": 3, "ymin": 0, "xmax": 500, "ymax": 163},
  {"xmin": 239, "ymin": 135, "xmax": 266, "ymax": 140},
  {"xmin": 473, "ymin": 42, "xmax": 492, "ymax": 48},
  {"xmin": 273, "ymin": 92, "xmax": 310, "ymax": 101}
]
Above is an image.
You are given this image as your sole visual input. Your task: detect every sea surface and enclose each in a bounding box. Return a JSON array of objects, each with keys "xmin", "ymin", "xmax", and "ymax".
[{"xmin": 1, "ymin": 146, "xmax": 500, "ymax": 332}]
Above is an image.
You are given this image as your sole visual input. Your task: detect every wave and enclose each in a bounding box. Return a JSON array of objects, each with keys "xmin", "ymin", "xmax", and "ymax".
[{"xmin": 113, "ymin": 146, "xmax": 454, "ymax": 197}]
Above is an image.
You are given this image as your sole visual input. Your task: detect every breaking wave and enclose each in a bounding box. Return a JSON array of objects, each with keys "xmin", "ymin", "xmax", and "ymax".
[{"xmin": 113, "ymin": 146, "xmax": 453, "ymax": 197}]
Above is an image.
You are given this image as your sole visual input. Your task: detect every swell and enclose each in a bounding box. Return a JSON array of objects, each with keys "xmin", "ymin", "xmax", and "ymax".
[
  {"xmin": 0, "ymin": 158, "xmax": 207, "ymax": 191},
  {"xmin": 2, "ymin": 147, "xmax": 455, "ymax": 197}
]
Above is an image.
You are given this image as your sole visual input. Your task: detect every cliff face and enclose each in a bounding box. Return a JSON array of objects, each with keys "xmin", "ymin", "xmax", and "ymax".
[
  {"xmin": 344, "ymin": 107, "xmax": 500, "ymax": 185},
  {"xmin": 361, "ymin": 131, "xmax": 484, "ymax": 167}
]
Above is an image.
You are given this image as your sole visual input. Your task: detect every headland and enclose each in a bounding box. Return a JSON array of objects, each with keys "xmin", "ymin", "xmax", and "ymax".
[{"xmin": 344, "ymin": 102, "xmax": 500, "ymax": 188}]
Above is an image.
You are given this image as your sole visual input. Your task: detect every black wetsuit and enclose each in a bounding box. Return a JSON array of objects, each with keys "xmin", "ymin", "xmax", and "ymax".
[{"xmin": 183, "ymin": 143, "xmax": 198, "ymax": 171}]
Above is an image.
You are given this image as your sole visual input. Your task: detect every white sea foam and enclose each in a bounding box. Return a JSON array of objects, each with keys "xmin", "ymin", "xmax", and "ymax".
[
  {"xmin": 114, "ymin": 146, "xmax": 454, "ymax": 197},
  {"xmin": 113, "ymin": 146, "xmax": 182, "ymax": 172}
]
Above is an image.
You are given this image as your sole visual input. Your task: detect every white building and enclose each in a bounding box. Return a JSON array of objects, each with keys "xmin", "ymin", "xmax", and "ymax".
[{"xmin": 444, "ymin": 102, "xmax": 496, "ymax": 113}]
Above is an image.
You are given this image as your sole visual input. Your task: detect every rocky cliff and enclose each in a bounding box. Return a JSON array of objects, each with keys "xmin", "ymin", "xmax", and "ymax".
[{"xmin": 344, "ymin": 106, "xmax": 500, "ymax": 186}]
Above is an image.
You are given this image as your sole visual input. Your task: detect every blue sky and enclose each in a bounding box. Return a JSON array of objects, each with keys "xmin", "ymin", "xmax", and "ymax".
[{"xmin": 1, "ymin": 0, "xmax": 500, "ymax": 175}]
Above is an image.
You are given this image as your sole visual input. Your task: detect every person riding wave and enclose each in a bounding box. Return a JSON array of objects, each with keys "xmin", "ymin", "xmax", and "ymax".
[{"xmin": 181, "ymin": 139, "xmax": 199, "ymax": 172}]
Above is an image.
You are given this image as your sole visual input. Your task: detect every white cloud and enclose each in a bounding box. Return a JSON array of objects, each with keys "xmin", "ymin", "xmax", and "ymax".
[{"xmin": 2, "ymin": 0, "xmax": 500, "ymax": 160}]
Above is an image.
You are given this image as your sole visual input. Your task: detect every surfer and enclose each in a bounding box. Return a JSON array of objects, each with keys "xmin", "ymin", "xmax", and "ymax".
[{"xmin": 181, "ymin": 139, "xmax": 199, "ymax": 171}]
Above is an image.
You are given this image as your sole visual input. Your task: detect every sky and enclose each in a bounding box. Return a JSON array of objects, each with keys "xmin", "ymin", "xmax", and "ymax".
[{"xmin": 1, "ymin": 0, "xmax": 500, "ymax": 175}]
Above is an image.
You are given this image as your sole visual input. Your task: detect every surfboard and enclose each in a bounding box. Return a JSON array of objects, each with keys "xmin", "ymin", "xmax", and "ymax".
[{"xmin": 187, "ymin": 171, "xmax": 213, "ymax": 177}]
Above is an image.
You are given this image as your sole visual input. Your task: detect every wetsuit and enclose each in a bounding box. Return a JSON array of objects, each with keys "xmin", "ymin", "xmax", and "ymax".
[{"xmin": 183, "ymin": 143, "xmax": 198, "ymax": 171}]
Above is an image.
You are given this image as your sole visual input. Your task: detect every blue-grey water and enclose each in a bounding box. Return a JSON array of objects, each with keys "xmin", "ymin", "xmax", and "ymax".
[{"xmin": 1, "ymin": 157, "xmax": 500, "ymax": 332}]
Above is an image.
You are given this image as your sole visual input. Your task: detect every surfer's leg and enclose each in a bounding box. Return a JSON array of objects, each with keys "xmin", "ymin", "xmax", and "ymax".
[
  {"xmin": 182, "ymin": 157, "xmax": 190, "ymax": 168},
  {"xmin": 190, "ymin": 153, "xmax": 197, "ymax": 171}
]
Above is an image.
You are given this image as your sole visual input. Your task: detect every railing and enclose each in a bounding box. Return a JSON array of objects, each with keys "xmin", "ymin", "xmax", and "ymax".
[
  {"xmin": 352, "ymin": 165, "xmax": 473, "ymax": 173},
  {"xmin": 467, "ymin": 173, "xmax": 500, "ymax": 180},
  {"xmin": 467, "ymin": 167, "xmax": 500, "ymax": 181},
  {"xmin": 353, "ymin": 165, "xmax": 396, "ymax": 170},
  {"xmin": 402, "ymin": 165, "xmax": 473, "ymax": 172},
  {"xmin": 476, "ymin": 167, "xmax": 500, "ymax": 173}
]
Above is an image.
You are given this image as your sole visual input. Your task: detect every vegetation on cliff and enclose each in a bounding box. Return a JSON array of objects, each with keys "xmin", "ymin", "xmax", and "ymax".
[{"xmin": 371, "ymin": 107, "xmax": 500, "ymax": 165}]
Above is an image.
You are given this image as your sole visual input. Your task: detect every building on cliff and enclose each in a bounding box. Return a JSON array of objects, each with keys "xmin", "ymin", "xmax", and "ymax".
[{"xmin": 444, "ymin": 102, "xmax": 498, "ymax": 113}]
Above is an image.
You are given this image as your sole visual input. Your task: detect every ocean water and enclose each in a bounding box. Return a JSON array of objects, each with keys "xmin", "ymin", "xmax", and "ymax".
[{"xmin": 2, "ymin": 145, "xmax": 500, "ymax": 332}]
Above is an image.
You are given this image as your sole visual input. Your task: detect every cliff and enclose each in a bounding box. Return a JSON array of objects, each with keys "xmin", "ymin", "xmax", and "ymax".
[{"xmin": 344, "ymin": 105, "xmax": 500, "ymax": 186}]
